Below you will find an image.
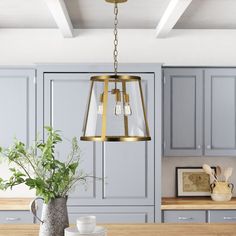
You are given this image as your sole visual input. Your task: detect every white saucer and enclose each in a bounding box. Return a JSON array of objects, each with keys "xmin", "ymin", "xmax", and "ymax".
[{"xmin": 65, "ymin": 226, "xmax": 107, "ymax": 236}]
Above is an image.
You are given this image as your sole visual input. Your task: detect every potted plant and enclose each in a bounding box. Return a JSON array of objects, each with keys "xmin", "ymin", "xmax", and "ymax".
[{"xmin": 0, "ymin": 127, "xmax": 93, "ymax": 236}]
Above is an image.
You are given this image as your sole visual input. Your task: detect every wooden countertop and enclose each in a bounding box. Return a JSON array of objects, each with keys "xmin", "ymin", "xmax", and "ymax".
[
  {"xmin": 0, "ymin": 224, "xmax": 236, "ymax": 236},
  {"xmin": 0, "ymin": 198, "xmax": 32, "ymax": 210},
  {"xmin": 162, "ymin": 197, "xmax": 236, "ymax": 210}
]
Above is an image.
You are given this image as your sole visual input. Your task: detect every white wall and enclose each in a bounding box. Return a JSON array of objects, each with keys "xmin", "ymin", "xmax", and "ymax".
[
  {"xmin": 0, "ymin": 29, "xmax": 236, "ymax": 66},
  {"xmin": 162, "ymin": 156, "xmax": 236, "ymax": 197}
]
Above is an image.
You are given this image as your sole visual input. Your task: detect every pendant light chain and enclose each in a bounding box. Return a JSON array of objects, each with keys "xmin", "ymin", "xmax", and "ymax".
[{"xmin": 113, "ymin": 3, "xmax": 119, "ymax": 76}]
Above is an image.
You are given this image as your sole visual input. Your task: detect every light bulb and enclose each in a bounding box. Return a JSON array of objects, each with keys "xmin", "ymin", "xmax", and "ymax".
[
  {"xmin": 124, "ymin": 103, "xmax": 132, "ymax": 116},
  {"xmin": 98, "ymin": 104, "xmax": 103, "ymax": 115},
  {"xmin": 98, "ymin": 93, "xmax": 104, "ymax": 115},
  {"xmin": 115, "ymin": 102, "xmax": 122, "ymax": 116}
]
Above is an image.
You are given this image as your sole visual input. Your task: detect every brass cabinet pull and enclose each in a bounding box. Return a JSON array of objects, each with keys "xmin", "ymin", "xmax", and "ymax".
[
  {"xmin": 6, "ymin": 217, "xmax": 20, "ymax": 221},
  {"xmin": 178, "ymin": 217, "xmax": 193, "ymax": 220},
  {"xmin": 223, "ymin": 216, "xmax": 236, "ymax": 220}
]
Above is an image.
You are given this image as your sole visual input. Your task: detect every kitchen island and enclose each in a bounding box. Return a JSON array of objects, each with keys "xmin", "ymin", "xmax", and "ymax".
[{"xmin": 0, "ymin": 224, "xmax": 236, "ymax": 236}]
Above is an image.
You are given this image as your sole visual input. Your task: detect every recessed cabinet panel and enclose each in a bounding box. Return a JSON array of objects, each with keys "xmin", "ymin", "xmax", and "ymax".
[
  {"xmin": 44, "ymin": 73, "xmax": 98, "ymax": 203},
  {"xmin": 205, "ymin": 69, "xmax": 236, "ymax": 155},
  {"xmin": 164, "ymin": 69, "xmax": 203, "ymax": 156},
  {"xmin": 103, "ymin": 142, "xmax": 147, "ymax": 198},
  {"xmin": 172, "ymin": 77, "xmax": 196, "ymax": 149},
  {"xmin": 212, "ymin": 77, "xmax": 235, "ymax": 148},
  {"xmin": 0, "ymin": 71, "xmax": 35, "ymax": 147},
  {"xmin": 0, "ymin": 69, "xmax": 36, "ymax": 198}
]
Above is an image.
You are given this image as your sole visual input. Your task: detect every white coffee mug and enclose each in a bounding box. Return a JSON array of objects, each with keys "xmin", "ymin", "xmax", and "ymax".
[{"xmin": 76, "ymin": 216, "xmax": 96, "ymax": 234}]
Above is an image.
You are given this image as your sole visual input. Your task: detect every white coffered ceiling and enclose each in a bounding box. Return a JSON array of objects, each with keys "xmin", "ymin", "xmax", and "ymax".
[
  {"xmin": 175, "ymin": 0, "xmax": 236, "ymax": 29},
  {"xmin": 65, "ymin": 0, "xmax": 171, "ymax": 29},
  {"xmin": 0, "ymin": 0, "xmax": 235, "ymax": 36},
  {"xmin": 0, "ymin": 0, "xmax": 56, "ymax": 28}
]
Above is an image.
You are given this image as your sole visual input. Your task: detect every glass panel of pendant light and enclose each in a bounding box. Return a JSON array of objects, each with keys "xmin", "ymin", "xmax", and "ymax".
[{"xmin": 81, "ymin": 75, "xmax": 151, "ymax": 142}]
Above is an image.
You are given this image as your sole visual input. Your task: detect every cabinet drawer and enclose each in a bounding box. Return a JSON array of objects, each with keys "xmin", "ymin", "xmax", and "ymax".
[
  {"xmin": 68, "ymin": 206, "xmax": 154, "ymax": 223},
  {"xmin": 0, "ymin": 211, "xmax": 33, "ymax": 224},
  {"xmin": 163, "ymin": 210, "xmax": 206, "ymax": 223},
  {"xmin": 209, "ymin": 210, "xmax": 236, "ymax": 223}
]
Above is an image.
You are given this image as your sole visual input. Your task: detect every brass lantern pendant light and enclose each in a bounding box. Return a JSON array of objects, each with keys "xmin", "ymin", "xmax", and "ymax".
[{"xmin": 80, "ymin": 0, "xmax": 151, "ymax": 142}]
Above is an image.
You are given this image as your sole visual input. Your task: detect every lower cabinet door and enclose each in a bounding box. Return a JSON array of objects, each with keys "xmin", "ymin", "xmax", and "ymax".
[
  {"xmin": 0, "ymin": 211, "xmax": 33, "ymax": 224},
  {"xmin": 163, "ymin": 210, "xmax": 206, "ymax": 223},
  {"xmin": 209, "ymin": 210, "xmax": 236, "ymax": 223},
  {"xmin": 68, "ymin": 206, "xmax": 154, "ymax": 223}
]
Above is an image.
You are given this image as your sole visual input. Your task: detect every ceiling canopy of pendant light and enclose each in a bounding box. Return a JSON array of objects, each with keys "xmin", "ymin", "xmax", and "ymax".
[{"xmin": 80, "ymin": 0, "xmax": 151, "ymax": 142}]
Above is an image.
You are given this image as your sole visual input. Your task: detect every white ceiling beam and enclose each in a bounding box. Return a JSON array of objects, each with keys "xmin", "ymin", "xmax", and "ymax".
[
  {"xmin": 44, "ymin": 0, "xmax": 74, "ymax": 38},
  {"xmin": 156, "ymin": 0, "xmax": 192, "ymax": 38}
]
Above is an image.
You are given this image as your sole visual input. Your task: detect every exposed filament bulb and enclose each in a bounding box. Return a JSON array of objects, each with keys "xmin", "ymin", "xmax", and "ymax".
[
  {"xmin": 124, "ymin": 103, "xmax": 132, "ymax": 116},
  {"xmin": 114, "ymin": 89, "xmax": 122, "ymax": 116},
  {"xmin": 124, "ymin": 93, "xmax": 132, "ymax": 116},
  {"xmin": 98, "ymin": 104, "xmax": 103, "ymax": 115},
  {"xmin": 115, "ymin": 102, "xmax": 122, "ymax": 116},
  {"xmin": 97, "ymin": 93, "xmax": 104, "ymax": 115}
]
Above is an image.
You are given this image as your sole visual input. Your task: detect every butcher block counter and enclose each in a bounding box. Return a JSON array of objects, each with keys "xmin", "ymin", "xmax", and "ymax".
[
  {"xmin": 0, "ymin": 198, "xmax": 32, "ymax": 210},
  {"xmin": 162, "ymin": 197, "xmax": 236, "ymax": 210},
  {"xmin": 0, "ymin": 224, "xmax": 236, "ymax": 236}
]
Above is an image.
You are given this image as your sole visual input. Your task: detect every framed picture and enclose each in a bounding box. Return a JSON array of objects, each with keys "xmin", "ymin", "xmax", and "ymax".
[{"xmin": 176, "ymin": 167, "xmax": 216, "ymax": 197}]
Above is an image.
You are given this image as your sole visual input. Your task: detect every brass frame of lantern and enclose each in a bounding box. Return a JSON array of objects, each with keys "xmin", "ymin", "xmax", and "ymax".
[{"xmin": 80, "ymin": 75, "xmax": 151, "ymax": 142}]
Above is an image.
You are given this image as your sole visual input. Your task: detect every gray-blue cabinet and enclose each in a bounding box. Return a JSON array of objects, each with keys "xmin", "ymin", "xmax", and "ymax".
[
  {"xmin": 39, "ymin": 67, "xmax": 157, "ymax": 223},
  {"xmin": 163, "ymin": 68, "xmax": 203, "ymax": 156},
  {"xmin": 0, "ymin": 64, "xmax": 162, "ymax": 224},
  {"xmin": 205, "ymin": 69, "xmax": 236, "ymax": 156},
  {"xmin": 164, "ymin": 67, "xmax": 236, "ymax": 157}
]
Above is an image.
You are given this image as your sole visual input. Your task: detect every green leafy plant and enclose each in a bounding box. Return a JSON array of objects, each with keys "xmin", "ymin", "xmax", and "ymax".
[{"xmin": 0, "ymin": 127, "xmax": 92, "ymax": 203}]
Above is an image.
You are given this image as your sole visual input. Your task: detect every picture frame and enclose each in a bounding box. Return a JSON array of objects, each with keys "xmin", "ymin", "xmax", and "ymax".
[{"xmin": 176, "ymin": 167, "xmax": 216, "ymax": 197}]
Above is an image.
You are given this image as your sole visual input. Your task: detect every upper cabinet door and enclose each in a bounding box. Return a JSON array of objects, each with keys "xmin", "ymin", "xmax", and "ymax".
[
  {"xmin": 43, "ymin": 73, "xmax": 100, "ymax": 205},
  {"xmin": 164, "ymin": 68, "xmax": 203, "ymax": 156},
  {"xmin": 0, "ymin": 69, "xmax": 36, "ymax": 198},
  {"xmin": 205, "ymin": 69, "xmax": 236, "ymax": 156},
  {"xmin": 101, "ymin": 73, "xmax": 155, "ymax": 206}
]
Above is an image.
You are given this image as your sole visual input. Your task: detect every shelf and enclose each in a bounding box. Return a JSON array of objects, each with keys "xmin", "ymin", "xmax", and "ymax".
[
  {"xmin": 0, "ymin": 198, "xmax": 33, "ymax": 211},
  {"xmin": 162, "ymin": 197, "xmax": 236, "ymax": 210}
]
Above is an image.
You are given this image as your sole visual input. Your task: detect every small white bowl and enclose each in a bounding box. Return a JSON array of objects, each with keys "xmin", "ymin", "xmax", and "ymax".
[{"xmin": 76, "ymin": 216, "xmax": 96, "ymax": 234}]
